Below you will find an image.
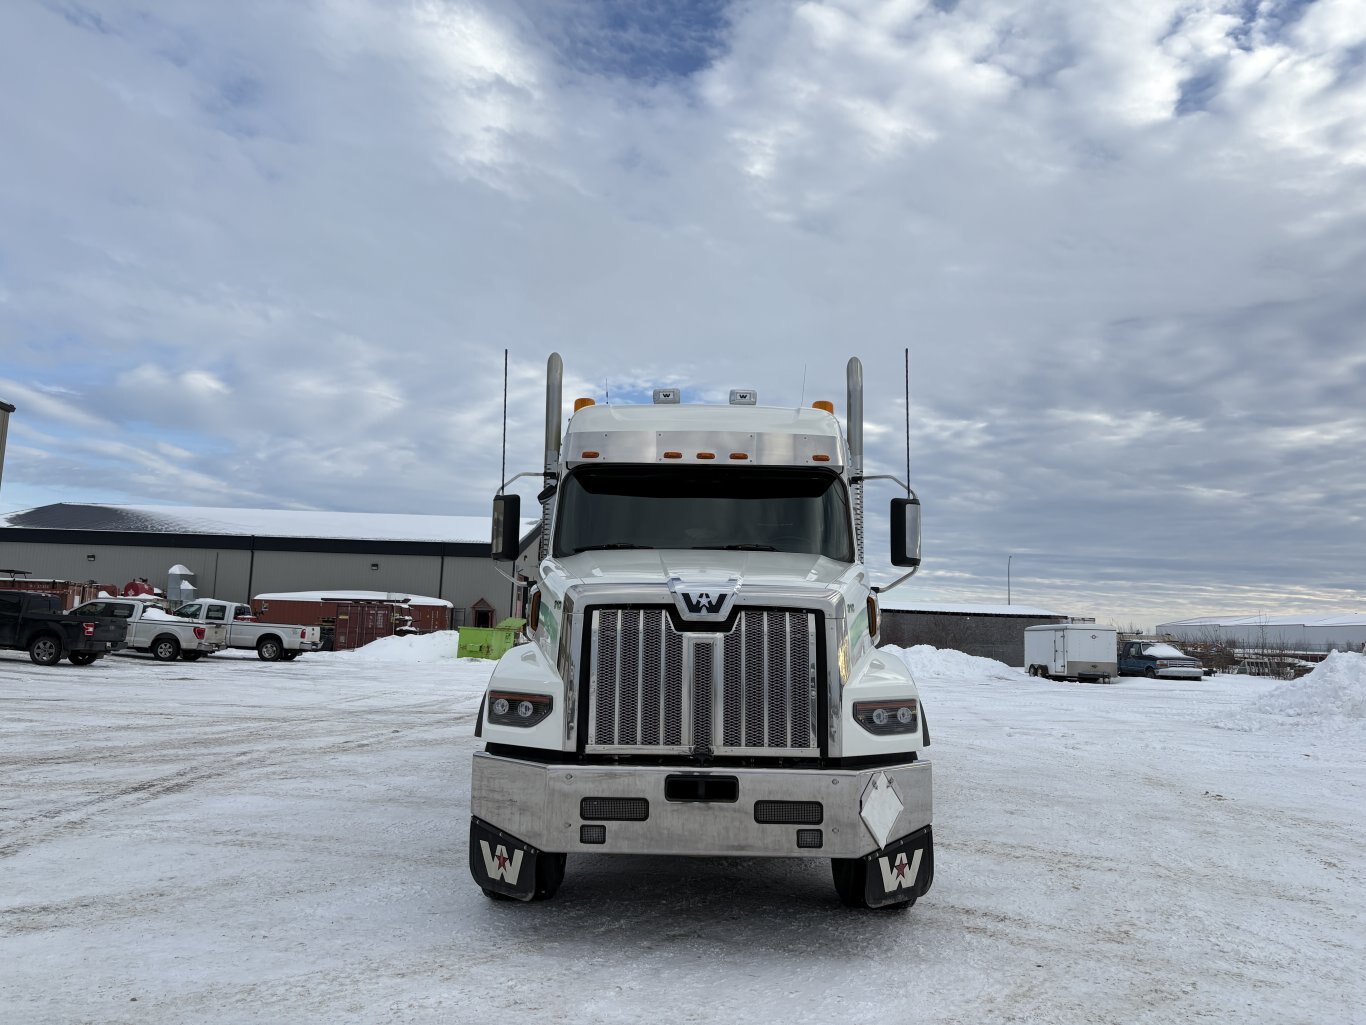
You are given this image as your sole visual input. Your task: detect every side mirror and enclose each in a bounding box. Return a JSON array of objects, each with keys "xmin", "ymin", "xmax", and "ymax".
[
  {"xmin": 890, "ymin": 496, "xmax": 921, "ymax": 568},
  {"xmin": 491, "ymin": 494, "xmax": 522, "ymax": 562}
]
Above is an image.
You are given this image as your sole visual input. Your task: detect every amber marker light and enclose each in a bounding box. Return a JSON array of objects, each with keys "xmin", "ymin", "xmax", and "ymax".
[
  {"xmin": 696, "ymin": 452, "xmax": 716, "ymax": 460},
  {"xmin": 574, "ymin": 397, "xmax": 596, "ymax": 411},
  {"xmin": 663, "ymin": 451, "xmax": 683, "ymax": 459},
  {"xmin": 729, "ymin": 452, "xmax": 749, "ymax": 460},
  {"xmin": 812, "ymin": 400, "xmax": 835, "ymax": 413},
  {"xmin": 581, "ymin": 451, "xmax": 600, "ymax": 458},
  {"xmin": 812, "ymin": 454, "xmax": 831, "ymax": 462}
]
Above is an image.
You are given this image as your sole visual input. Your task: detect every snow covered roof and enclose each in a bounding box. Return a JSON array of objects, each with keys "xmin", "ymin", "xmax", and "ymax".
[
  {"xmin": 254, "ymin": 590, "xmax": 452, "ymax": 607},
  {"xmin": 878, "ymin": 600, "xmax": 1063, "ymax": 617},
  {"xmin": 0, "ymin": 503, "xmax": 538, "ymax": 545}
]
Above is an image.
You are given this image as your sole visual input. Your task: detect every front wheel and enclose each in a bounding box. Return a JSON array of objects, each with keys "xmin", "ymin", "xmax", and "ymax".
[
  {"xmin": 28, "ymin": 634, "xmax": 63, "ymax": 666},
  {"xmin": 257, "ymin": 637, "xmax": 284, "ymax": 662},
  {"xmin": 1144, "ymin": 667, "xmax": 1157, "ymax": 679},
  {"xmin": 68, "ymin": 651, "xmax": 100, "ymax": 666},
  {"xmin": 152, "ymin": 636, "xmax": 181, "ymax": 662}
]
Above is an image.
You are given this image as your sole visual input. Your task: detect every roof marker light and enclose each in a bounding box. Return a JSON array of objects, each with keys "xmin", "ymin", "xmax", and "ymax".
[
  {"xmin": 581, "ymin": 451, "xmax": 600, "ymax": 459},
  {"xmin": 729, "ymin": 452, "xmax": 748, "ymax": 460},
  {"xmin": 574, "ymin": 397, "xmax": 595, "ymax": 411},
  {"xmin": 813, "ymin": 400, "xmax": 835, "ymax": 414},
  {"xmin": 696, "ymin": 452, "xmax": 716, "ymax": 460},
  {"xmin": 663, "ymin": 451, "xmax": 683, "ymax": 459},
  {"xmin": 812, "ymin": 454, "xmax": 831, "ymax": 462}
]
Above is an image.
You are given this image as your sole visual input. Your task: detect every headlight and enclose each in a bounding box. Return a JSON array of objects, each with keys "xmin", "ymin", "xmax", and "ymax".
[
  {"xmin": 853, "ymin": 699, "xmax": 919, "ymax": 736},
  {"xmin": 488, "ymin": 690, "xmax": 553, "ymax": 727}
]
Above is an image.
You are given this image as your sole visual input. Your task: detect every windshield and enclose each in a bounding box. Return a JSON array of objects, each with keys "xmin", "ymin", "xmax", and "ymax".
[{"xmin": 553, "ymin": 465, "xmax": 855, "ymax": 562}]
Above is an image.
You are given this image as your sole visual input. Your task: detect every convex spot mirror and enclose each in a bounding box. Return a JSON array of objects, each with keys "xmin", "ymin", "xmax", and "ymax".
[
  {"xmin": 891, "ymin": 496, "xmax": 921, "ymax": 568},
  {"xmin": 491, "ymin": 494, "xmax": 521, "ymax": 562}
]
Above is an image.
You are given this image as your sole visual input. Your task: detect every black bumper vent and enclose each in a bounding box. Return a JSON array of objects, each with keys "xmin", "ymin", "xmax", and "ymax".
[
  {"xmin": 581, "ymin": 797, "xmax": 650, "ymax": 821},
  {"xmin": 580, "ymin": 825, "xmax": 607, "ymax": 844},
  {"xmin": 796, "ymin": 829, "xmax": 823, "ymax": 849},
  {"xmin": 754, "ymin": 800, "xmax": 823, "ymax": 825}
]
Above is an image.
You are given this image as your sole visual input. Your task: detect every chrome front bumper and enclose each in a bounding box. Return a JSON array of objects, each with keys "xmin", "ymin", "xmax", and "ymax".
[{"xmin": 470, "ymin": 751, "xmax": 932, "ymax": 859}]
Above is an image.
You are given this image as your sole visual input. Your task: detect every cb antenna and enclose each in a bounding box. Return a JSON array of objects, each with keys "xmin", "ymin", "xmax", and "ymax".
[{"xmin": 500, "ymin": 348, "xmax": 508, "ymax": 492}]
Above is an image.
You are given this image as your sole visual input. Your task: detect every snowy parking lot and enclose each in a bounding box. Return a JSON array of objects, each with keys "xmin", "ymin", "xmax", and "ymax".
[{"xmin": 2, "ymin": 639, "xmax": 1364, "ymax": 1024}]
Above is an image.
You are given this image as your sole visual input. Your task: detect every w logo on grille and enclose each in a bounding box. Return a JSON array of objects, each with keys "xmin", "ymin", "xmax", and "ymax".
[{"xmin": 668, "ymin": 576, "xmax": 739, "ymax": 622}]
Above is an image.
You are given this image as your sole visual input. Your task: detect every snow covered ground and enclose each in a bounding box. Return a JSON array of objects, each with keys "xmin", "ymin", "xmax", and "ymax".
[{"xmin": 2, "ymin": 639, "xmax": 1363, "ymax": 1024}]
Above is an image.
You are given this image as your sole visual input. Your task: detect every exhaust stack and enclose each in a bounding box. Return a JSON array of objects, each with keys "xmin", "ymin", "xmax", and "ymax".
[
  {"xmin": 847, "ymin": 357, "xmax": 864, "ymax": 563},
  {"xmin": 540, "ymin": 353, "xmax": 563, "ymax": 562}
]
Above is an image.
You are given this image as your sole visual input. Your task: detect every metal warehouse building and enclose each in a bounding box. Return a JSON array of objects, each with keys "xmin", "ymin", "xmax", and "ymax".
[
  {"xmin": 0, "ymin": 503, "xmax": 537, "ymax": 627},
  {"xmin": 1157, "ymin": 614, "xmax": 1366, "ymax": 653},
  {"xmin": 878, "ymin": 600, "xmax": 1069, "ymax": 666}
]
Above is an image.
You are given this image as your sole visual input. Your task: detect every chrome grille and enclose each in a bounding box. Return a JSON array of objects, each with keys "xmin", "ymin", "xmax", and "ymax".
[{"xmin": 588, "ymin": 607, "xmax": 818, "ymax": 756}]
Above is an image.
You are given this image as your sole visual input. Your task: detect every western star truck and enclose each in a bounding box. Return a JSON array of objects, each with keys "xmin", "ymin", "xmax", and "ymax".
[
  {"xmin": 1024, "ymin": 623, "xmax": 1118, "ymax": 682},
  {"xmin": 470, "ymin": 355, "xmax": 933, "ymax": 910},
  {"xmin": 170, "ymin": 598, "xmax": 323, "ymax": 661},
  {"xmin": 69, "ymin": 597, "xmax": 229, "ymax": 662}
]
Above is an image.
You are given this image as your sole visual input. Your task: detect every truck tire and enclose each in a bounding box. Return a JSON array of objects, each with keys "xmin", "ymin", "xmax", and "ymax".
[
  {"xmin": 831, "ymin": 858, "xmax": 914, "ymax": 912},
  {"xmin": 1144, "ymin": 667, "xmax": 1157, "ymax": 679},
  {"xmin": 179, "ymin": 651, "xmax": 204, "ymax": 662},
  {"xmin": 68, "ymin": 651, "xmax": 99, "ymax": 666},
  {"xmin": 152, "ymin": 636, "xmax": 181, "ymax": 662},
  {"xmin": 256, "ymin": 636, "xmax": 284, "ymax": 662},
  {"xmin": 28, "ymin": 634, "xmax": 63, "ymax": 666},
  {"xmin": 280, "ymin": 651, "xmax": 299, "ymax": 661}
]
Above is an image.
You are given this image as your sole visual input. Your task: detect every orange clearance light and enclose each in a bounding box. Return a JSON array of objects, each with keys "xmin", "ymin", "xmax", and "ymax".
[
  {"xmin": 813, "ymin": 400, "xmax": 835, "ymax": 414},
  {"xmin": 812, "ymin": 453, "xmax": 831, "ymax": 462},
  {"xmin": 581, "ymin": 450, "xmax": 600, "ymax": 459},
  {"xmin": 696, "ymin": 452, "xmax": 716, "ymax": 460},
  {"xmin": 574, "ymin": 397, "xmax": 596, "ymax": 411},
  {"xmin": 663, "ymin": 451, "xmax": 683, "ymax": 459},
  {"xmin": 729, "ymin": 452, "xmax": 748, "ymax": 460}
]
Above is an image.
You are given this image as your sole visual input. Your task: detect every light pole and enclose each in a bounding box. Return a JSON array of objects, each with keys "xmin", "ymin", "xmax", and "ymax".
[{"xmin": 0, "ymin": 400, "xmax": 14, "ymax": 501}]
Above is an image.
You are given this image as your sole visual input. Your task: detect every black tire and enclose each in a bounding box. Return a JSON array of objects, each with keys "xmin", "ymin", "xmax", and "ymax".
[
  {"xmin": 1144, "ymin": 667, "xmax": 1157, "ymax": 679},
  {"xmin": 831, "ymin": 858, "xmax": 914, "ymax": 911},
  {"xmin": 257, "ymin": 636, "xmax": 284, "ymax": 662},
  {"xmin": 180, "ymin": 651, "xmax": 203, "ymax": 662},
  {"xmin": 28, "ymin": 634, "xmax": 63, "ymax": 667},
  {"xmin": 68, "ymin": 651, "xmax": 99, "ymax": 666},
  {"xmin": 152, "ymin": 636, "xmax": 181, "ymax": 662},
  {"xmin": 280, "ymin": 651, "xmax": 299, "ymax": 662}
]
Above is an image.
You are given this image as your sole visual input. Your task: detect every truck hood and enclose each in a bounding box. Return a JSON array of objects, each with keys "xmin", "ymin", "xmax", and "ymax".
[{"xmin": 552, "ymin": 549, "xmax": 859, "ymax": 591}]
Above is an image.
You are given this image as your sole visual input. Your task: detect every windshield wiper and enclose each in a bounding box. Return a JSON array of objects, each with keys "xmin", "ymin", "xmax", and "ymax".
[
  {"xmin": 572, "ymin": 543, "xmax": 653, "ymax": 553},
  {"xmin": 690, "ymin": 544, "xmax": 777, "ymax": 551}
]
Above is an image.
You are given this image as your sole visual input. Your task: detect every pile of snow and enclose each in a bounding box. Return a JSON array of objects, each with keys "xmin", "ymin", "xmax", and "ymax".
[
  {"xmin": 1253, "ymin": 651, "xmax": 1366, "ymax": 719},
  {"xmin": 141, "ymin": 607, "xmax": 177, "ymax": 620},
  {"xmin": 326, "ymin": 630, "xmax": 463, "ymax": 663},
  {"xmin": 882, "ymin": 643, "xmax": 1023, "ymax": 682}
]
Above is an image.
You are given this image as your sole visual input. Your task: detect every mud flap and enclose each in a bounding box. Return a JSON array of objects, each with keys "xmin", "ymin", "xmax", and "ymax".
[
  {"xmin": 863, "ymin": 825, "xmax": 934, "ymax": 908},
  {"xmin": 469, "ymin": 817, "xmax": 545, "ymax": 902}
]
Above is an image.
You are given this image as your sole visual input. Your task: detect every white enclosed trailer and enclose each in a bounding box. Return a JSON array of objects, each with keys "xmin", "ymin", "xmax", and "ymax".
[{"xmin": 1024, "ymin": 624, "xmax": 1117, "ymax": 683}]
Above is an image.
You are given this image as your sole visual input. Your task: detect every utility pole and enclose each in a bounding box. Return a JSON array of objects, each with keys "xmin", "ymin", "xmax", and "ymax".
[
  {"xmin": 0, "ymin": 400, "xmax": 15, "ymax": 501},
  {"xmin": 1007, "ymin": 553, "xmax": 1013, "ymax": 605}
]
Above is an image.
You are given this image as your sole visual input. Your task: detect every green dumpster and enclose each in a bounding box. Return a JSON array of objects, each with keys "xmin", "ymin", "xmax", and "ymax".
[{"xmin": 457, "ymin": 618, "xmax": 527, "ymax": 660}]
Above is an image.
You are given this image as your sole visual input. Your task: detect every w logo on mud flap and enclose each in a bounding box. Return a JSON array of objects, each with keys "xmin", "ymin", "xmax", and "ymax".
[
  {"xmin": 878, "ymin": 849, "xmax": 923, "ymax": 892},
  {"xmin": 479, "ymin": 841, "xmax": 525, "ymax": 884}
]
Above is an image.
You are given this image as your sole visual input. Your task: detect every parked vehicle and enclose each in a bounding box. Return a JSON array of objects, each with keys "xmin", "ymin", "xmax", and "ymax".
[
  {"xmin": 1024, "ymin": 624, "xmax": 1117, "ymax": 682},
  {"xmin": 0, "ymin": 589, "xmax": 127, "ymax": 666},
  {"xmin": 69, "ymin": 597, "xmax": 228, "ymax": 662},
  {"xmin": 170, "ymin": 598, "xmax": 322, "ymax": 661},
  {"xmin": 1234, "ymin": 655, "xmax": 1314, "ymax": 680},
  {"xmin": 1117, "ymin": 640, "xmax": 1204, "ymax": 679},
  {"xmin": 470, "ymin": 354, "xmax": 933, "ymax": 910}
]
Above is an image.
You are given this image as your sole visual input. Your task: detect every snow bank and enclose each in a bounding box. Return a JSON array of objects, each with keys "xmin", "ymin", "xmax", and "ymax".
[
  {"xmin": 881, "ymin": 643, "xmax": 1023, "ymax": 682},
  {"xmin": 325, "ymin": 630, "xmax": 463, "ymax": 663},
  {"xmin": 1253, "ymin": 651, "xmax": 1366, "ymax": 719}
]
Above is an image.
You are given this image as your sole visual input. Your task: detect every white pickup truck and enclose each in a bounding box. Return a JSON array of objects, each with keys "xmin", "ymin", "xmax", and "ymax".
[
  {"xmin": 171, "ymin": 598, "xmax": 322, "ymax": 661},
  {"xmin": 70, "ymin": 597, "xmax": 229, "ymax": 662}
]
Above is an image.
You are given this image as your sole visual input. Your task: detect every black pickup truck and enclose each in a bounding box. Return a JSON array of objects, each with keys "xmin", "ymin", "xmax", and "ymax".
[{"xmin": 0, "ymin": 590, "xmax": 128, "ymax": 666}]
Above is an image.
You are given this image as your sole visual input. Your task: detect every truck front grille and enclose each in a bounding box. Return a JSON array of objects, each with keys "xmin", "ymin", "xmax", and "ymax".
[{"xmin": 587, "ymin": 607, "xmax": 819, "ymax": 757}]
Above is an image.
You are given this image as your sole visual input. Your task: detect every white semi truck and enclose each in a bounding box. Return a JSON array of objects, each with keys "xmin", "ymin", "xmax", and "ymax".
[{"xmin": 469, "ymin": 355, "xmax": 933, "ymax": 910}]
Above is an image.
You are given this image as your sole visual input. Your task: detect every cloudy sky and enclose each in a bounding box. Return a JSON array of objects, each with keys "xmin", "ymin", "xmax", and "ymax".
[{"xmin": 1, "ymin": 0, "xmax": 1364, "ymax": 628}]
